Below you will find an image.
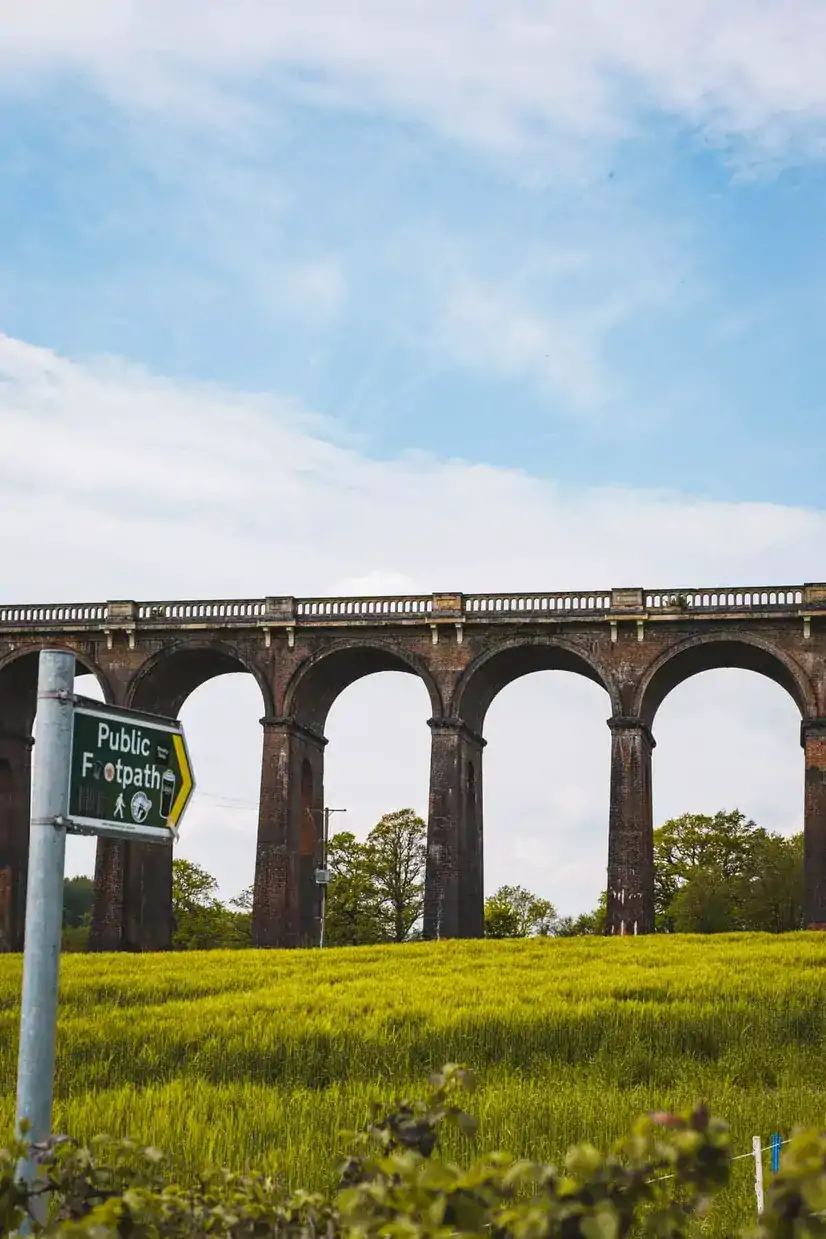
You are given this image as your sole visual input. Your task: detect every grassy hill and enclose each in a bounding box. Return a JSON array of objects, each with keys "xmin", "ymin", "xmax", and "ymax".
[{"xmin": 2, "ymin": 934, "xmax": 825, "ymax": 1232}]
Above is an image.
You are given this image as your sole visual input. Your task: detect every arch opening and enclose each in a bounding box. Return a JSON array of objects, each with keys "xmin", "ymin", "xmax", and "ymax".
[
  {"xmin": 453, "ymin": 640, "xmax": 616, "ymax": 735},
  {"xmin": 81, "ymin": 645, "xmax": 275, "ymax": 953},
  {"xmin": 637, "ymin": 637, "xmax": 811, "ymax": 729},
  {"xmin": 285, "ymin": 642, "xmax": 442, "ymax": 735},
  {"xmin": 128, "ymin": 643, "xmax": 273, "ymax": 718},
  {"xmin": 0, "ymin": 646, "xmax": 112, "ymax": 727},
  {"xmin": 653, "ymin": 667, "xmax": 803, "ymax": 847},
  {"xmin": 479, "ymin": 664, "xmax": 613, "ymax": 921},
  {"xmin": 171, "ymin": 671, "xmax": 268, "ymax": 920},
  {"xmin": 321, "ymin": 668, "xmax": 433, "ymax": 942}
]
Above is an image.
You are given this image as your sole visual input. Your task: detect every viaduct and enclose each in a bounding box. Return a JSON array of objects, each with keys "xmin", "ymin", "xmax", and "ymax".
[{"xmin": 1, "ymin": 583, "xmax": 825, "ymax": 951}]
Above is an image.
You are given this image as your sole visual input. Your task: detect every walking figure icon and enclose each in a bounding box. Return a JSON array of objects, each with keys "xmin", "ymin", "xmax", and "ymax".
[{"xmin": 114, "ymin": 793, "xmax": 125, "ymax": 819}]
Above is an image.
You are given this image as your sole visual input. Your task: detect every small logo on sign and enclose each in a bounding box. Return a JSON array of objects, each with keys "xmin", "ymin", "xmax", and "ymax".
[
  {"xmin": 131, "ymin": 791, "xmax": 152, "ymax": 823},
  {"xmin": 104, "ymin": 763, "xmax": 116, "ymax": 782}
]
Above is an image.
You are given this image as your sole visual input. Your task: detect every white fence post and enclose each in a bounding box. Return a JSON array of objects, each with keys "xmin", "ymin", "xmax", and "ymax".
[{"xmin": 753, "ymin": 1136, "xmax": 764, "ymax": 1216}]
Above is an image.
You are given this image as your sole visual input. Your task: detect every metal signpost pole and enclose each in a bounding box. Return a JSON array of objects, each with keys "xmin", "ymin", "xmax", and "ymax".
[
  {"xmin": 15, "ymin": 649, "xmax": 76, "ymax": 1228},
  {"xmin": 10, "ymin": 667, "xmax": 195, "ymax": 1232},
  {"xmin": 319, "ymin": 807, "xmax": 329, "ymax": 950}
]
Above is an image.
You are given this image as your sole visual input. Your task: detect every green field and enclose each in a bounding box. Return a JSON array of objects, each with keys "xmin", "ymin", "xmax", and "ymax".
[{"xmin": 2, "ymin": 935, "xmax": 826, "ymax": 1233}]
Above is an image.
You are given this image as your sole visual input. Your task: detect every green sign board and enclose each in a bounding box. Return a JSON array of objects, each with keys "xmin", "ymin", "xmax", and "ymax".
[{"xmin": 67, "ymin": 698, "xmax": 195, "ymax": 844}]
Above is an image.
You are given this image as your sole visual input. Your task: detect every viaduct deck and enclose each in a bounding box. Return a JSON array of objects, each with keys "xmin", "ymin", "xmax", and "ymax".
[{"xmin": 1, "ymin": 582, "xmax": 825, "ymax": 949}]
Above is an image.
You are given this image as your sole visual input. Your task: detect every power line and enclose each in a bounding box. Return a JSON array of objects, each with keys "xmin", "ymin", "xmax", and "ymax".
[{"xmin": 193, "ymin": 790, "xmax": 259, "ymax": 809}]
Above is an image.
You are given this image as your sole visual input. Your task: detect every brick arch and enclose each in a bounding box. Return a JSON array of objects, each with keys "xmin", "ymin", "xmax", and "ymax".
[
  {"xmin": 89, "ymin": 641, "xmax": 273, "ymax": 956},
  {"xmin": 126, "ymin": 640, "xmax": 273, "ymax": 717},
  {"xmin": 0, "ymin": 643, "xmax": 114, "ymax": 715},
  {"xmin": 282, "ymin": 638, "xmax": 444, "ymax": 734},
  {"xmin": 634, "ymin": 631, "xmax": 817, "ymax": 727},
  {"xmin": 450, "ymin": 636, "xmax": 621, "ymax": 734}
]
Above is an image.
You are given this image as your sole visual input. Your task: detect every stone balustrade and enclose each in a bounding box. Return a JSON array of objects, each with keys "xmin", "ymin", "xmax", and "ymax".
[
  {"xmin": 295, "ymin": 596, "xmax": 433, "ymax": 619},
  {"xmin": 645, "ymin": 588, "xmax": 804, "ymax": 610},
  {"xmin": 0, "ymin": 583, "xmax": 823, "ymax": 631},
  {"xmin": 466, "ymin": 592, "xmax": 612, "ymax": 614}
]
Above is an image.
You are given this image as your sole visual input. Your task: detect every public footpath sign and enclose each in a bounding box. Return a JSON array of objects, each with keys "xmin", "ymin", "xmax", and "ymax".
[
  {"xmin": 67, "ymin": 697, "xmax": 195, "ymax": 843},
  {"xmin": 15, "ymin": 653, "xmax": 197, "ymax": 1229}
]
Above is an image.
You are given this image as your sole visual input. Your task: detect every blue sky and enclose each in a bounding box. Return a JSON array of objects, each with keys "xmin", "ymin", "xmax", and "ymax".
[
  {"xmin": 3, "ymin": 45, "xmax": 826, "ymax": 504},
  {"xmin": 2, "ymin": 0, "xmax": 826, "ymax": 910}
]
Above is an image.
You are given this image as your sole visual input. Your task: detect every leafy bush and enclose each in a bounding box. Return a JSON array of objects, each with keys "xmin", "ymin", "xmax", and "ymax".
[{"xmin": 3, "ymin": 1065, "xmax": 825, "ymax": 1239}]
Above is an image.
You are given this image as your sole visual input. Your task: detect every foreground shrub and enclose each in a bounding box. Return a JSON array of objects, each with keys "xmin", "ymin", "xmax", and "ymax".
[{"xmin": 1, "ymin": 1065, "xmax": 825, "ymax": 1239}]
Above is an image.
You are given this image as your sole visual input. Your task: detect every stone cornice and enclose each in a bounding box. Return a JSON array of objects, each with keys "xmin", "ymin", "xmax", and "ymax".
[
  {"xmin": 607, "ymin": 715, "xmax": 656, "ymax": 750},
  {"xmin": 428, "ymin": 717, "xmax": 487, "ymax": 749}
]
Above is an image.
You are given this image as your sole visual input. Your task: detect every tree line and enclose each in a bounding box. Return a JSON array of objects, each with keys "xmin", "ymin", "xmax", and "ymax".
[{"xmin": 60, "ymin": 806, "xmax": 806, "ymax": 950}]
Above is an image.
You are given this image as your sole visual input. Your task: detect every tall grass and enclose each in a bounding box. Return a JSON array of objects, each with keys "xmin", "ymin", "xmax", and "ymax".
[{"xmin": 1, "ymin": 934, "xmax": 825, "ymax": 1234}]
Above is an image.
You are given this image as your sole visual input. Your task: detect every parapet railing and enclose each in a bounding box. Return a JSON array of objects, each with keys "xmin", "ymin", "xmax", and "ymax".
[
  {"xmin": 296, "ymin": 596, "xmax": 433, "ymax": 618},
  {"xmin": 0, "ymin": 585, "xmax": 822, "ymax": 632},
  {"xmin": 645, "ymin": 588, "xmax": 803, "ymax": 610},
  {"xmin": 0, "ymin": 603, "xmax": 108, "ymax": 626},
  {"xmin": 136, "ymin": 599, "xmax": 268, "ymax": 621},
  {"xmin": 466, "ymin": 593, "xmax": 612, "ymax": 614}
]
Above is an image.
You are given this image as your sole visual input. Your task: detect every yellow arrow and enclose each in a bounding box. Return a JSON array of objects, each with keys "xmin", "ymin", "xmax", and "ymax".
[{"xmin": 169, "ymin": 732, "xmax": 194, "ymax": 827}]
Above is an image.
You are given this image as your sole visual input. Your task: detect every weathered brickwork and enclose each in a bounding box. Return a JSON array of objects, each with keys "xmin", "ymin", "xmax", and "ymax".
[
  {"xmin": 1, "ymin": 585, "xmax": 824, "ymax": 949},
  {"xmin": 801, "ymin": 719, "xmax": 826, "ymax": 930}
]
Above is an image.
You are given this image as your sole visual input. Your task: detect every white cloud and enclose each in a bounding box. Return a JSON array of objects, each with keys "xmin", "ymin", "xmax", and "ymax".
[
  {"xmin": 2, "ymin": 1, "xmax": 826, "ymax": 167},
  {"xmin": 1, "ymin": 333, "xmax": 821, "ymax": 911},
  {"xmin": 435, "ymin": 275, "xmax": 605, "ymax": 409}
]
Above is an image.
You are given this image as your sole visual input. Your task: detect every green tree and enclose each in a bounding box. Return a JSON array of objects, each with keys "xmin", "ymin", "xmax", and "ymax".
[
  {"xmin": 736, "ymin": 831, "xmax": 804, "ymax": 932},
  {"xmin": 227, "ymin": 884, "xmax": 254, "ymax": 942},
  {"xmin": 324, "ymin": 811, "xmax": 427, "ymax": 946},
  {"xmin": 555, "ymin": 891, "xmax": 607, "ymax": 936},
  {"xmin": 670, "ymin": 867, "xmax": 738, "ymax": 933},
  {"xmin": 654, "ymin": 810, "xmax": 766, "ymax": 931},
  {"xmin": 484, "ymin": 884, "xmax": 557, "ymax": 938},
  {"xmin": 229, "ymin": 885, "xmax": 254, "ymax": 912},
  {"xmin": 63, "ymin": 875, "xmax": 94, "ymax": 928},
  {"xmin": 366, "ymin": 809, "xmax": 427, "ymax": 942},
  {"xmin": 172, "ymin": 858, "xmax": 250, "ymax": 949},
  {"xmin": 173, "ymin": 857, "xmax": 218, "ymax": 910},
  {"xmin": 654, "ymin": 810, "xmax": 804, "ymax": 933},
  {"xmin": 324, "ymin": 831, "xmax": 387, "ymax": 946}
]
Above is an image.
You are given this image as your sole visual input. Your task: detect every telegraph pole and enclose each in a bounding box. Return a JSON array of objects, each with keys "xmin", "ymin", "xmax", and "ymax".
[{"xmin": 318, "ymin": 806, "xmax": 346, "ymax": 948}]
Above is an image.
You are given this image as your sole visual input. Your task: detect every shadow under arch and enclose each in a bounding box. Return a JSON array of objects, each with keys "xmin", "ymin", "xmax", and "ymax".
[
  {"xmin": 126, "ymin": 640, "xmax": 273, "ymax": 716},
  {"xmin": 634, "ymin": 633, "xmax": 816, "ymax": 729},
  {"xmin": 0, "ymin": 644, "xmax": 114, "ymax": 714},
  {"xmin": 451, "ymin": 636, "xmax": 620, "ymax": 734},
  {"xmin": 283, "ymin": 638, "xmax": 443, "ymax": 734}
]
